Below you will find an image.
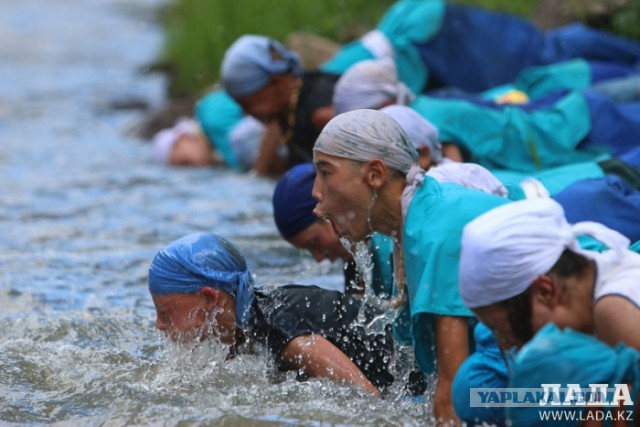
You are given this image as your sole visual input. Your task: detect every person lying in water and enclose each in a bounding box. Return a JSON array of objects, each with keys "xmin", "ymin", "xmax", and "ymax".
[{"xmin": 147, "ymin": 232, "xmax": 397, "ymax": 396}]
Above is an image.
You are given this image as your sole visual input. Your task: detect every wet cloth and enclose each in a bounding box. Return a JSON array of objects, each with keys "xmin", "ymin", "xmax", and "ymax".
[
  {"xmin": 459, "ymin": 198, "xmax": 631, "ymax": 309},
  {"xmin": 220, "ymin": 35, "xmax": 302, "ymax": 98},
  {"xmin": 508, "ymin": 323, "xmax": 640, "ymax": 427},
  {"xmin": 272, "ymin": 162, "xmax": 317, "ymax": 240},
  {"xmin": 148, "ymin": 233, "xmax": 255, "ymax": 327},
  {"xmin": 195, "ymin": 89, "xmax": 244, "ymax": 169},
  {"xmin": 248, "ymin": 284, "xmax": 395, "ymax": 390}
]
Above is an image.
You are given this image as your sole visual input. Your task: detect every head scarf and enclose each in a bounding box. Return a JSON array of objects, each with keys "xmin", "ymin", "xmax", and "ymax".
[
  {"xmin": 459, "ymin": 198, "xmax": 631, "ymax": 309},
  {"xmin": 314, "ymin": 108, "xmax": 417, "ymax": 174},
  {"xmin": 148, "ymin": 232, "xmax": 255, "ymax": 327},
  {"xmin": 508, "ymin": 323, "xmax": 640, "ymax": 427},
  {"xmin": 272, "ymin": 162, "xmax": 317, "ymax": 239},
  {"xmin": 220, "ymin": 35, "xmax": 302, "ymax": 99},
  {"xmin": 332, "ymin": 57, "xmax": 415, "ymax": 115},
  {"xmin": 151, "ymin": 118, "xmax": 200, "ymax": 165},
  {"xmin": 229, "ymin": 115, "xmax": 265, "ymax": 171},
  {"xmin": 379, "ymin": 104, "xmax": 442, "ymax": 163}
]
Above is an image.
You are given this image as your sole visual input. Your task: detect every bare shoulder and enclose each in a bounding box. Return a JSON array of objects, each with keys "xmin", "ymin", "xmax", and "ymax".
[{"xmin": 594, "ymin": 295, "xmax": 640, "ymax": 349}]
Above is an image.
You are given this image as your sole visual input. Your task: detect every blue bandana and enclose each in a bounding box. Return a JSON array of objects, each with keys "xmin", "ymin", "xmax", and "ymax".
[
  {"xmin": 148, "ymin": 233, "xmax": 255, "ymax": 327},
  {"xmin": 221, "ymin": 35, "xmax": 302, "ymax": 98},
  {"xmin": 272, "ymin": 162, "xmax": 317, "ymax": 240}
]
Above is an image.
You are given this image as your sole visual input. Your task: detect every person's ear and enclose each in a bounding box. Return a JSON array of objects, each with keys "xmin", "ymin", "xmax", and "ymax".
[
  {"xmin": 530, "ymin": 275, "xmax": 558, "ymax": 307},
  {"xmin": 199, "ymin": 287, "xmax": 221, "ymax": 312},
  {"xmin": 365, "ymin": 158, "xmax": 388, "ymax": 188}
]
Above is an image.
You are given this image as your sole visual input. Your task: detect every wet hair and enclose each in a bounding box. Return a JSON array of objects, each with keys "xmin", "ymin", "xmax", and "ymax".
[
  {"xmin": 500, "ymin": 249, "xmax": 591, "ymax": 345},
  {"xmin": 500, "ymin": 287, "xmax": 534, "ymax": 346},
  {"xmin": 548, "ymin": 249, "xmax": 591, "ymax": 279}
]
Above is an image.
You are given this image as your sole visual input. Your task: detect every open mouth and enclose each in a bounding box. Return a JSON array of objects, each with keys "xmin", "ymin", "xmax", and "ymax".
[{"xmin": 329, "ymin": 219, "xmax": 342, "ymax": 237}]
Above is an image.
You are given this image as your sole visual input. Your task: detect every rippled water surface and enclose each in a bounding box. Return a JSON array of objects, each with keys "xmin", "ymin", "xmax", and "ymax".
[{"xmin": 0, "ymin": 1, "xmax": 431, "ymax": 425}]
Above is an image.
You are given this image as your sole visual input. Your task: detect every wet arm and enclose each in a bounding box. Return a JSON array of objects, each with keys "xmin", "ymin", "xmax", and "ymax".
[
  {"xmin": 281, "ymin": 333, "xmax": 381, "ymax": 397},
  {"xmin": 434, "ymin": 315, "xmax": 469, "ymax": 425}
]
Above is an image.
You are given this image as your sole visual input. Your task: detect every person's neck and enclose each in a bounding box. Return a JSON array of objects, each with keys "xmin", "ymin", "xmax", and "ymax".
[
  {"xmin": 555, "ymin": 261, "xmax": 598, "ymax": 334},
  {"xmin": 369, "ymin": 178, "xmax": 405, "ymax": 241}
]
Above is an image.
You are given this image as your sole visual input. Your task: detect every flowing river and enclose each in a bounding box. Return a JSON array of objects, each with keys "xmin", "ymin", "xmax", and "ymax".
[{"xmin": 0, "ymin": 0, "xmax": 430, "ymax": 425}]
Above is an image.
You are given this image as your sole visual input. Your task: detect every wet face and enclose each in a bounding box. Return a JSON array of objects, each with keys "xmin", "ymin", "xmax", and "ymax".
[
  {"xmin": 169, "ymin": 133, "xmax": 214, "ymax": 166},
  {"xmin": 152, "ymin": 288, "xmax": 237, "ymax": 345},
  {"xmin": 473, "ymin": 304, "xmax": 525, "ymax": 351},
  {"xmin": 288, "ymin": 219, "xmax": 353, "ymax": 262},
  {"xmin": 312, "ymin": 152, "xmax": 374, "ymax": 243},
  {"xmin": 236, "ymin": 76, "xmax": 289, "ymax": 124}
]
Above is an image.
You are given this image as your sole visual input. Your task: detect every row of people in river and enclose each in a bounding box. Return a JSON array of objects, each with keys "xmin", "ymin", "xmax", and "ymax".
[
  {"xmin": 147, "ymin": 3, "xmax": 640, "ymax": 424},
  {"xmin": 152, "ymin": 36, "xmax": 640, "ymax": 191},
  {"xmin": 150, "ymin": 107, "xmax": 637, "ymax": 426}
]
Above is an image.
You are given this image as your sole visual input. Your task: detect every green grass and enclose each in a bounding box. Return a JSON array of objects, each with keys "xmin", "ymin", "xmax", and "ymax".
[
  {"xmin": 161, "ymin": 0, "xmax": 396, "ymax": 98},
  {"xmin": 160, "ymin": 0, "xmax": 637, "ymax": 99}
]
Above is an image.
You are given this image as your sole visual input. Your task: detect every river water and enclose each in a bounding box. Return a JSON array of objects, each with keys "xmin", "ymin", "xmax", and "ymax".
[{"xmin": 0, "ymin": 0, "xmax": 430, "ymax": 425}]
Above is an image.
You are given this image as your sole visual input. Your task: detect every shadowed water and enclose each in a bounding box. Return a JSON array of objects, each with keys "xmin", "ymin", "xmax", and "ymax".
[{"xmin": 0, "ymin": 0, "xmax": 431, "ymax": 425}]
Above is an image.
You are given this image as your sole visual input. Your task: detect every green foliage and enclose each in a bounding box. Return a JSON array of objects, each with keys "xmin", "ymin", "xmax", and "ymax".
[
  {"xmin": 162, "ymin": 0, "xmax": 394, "ymax": 98},
  {"xmin": 610, "ymin": 1, "xmax": 640, "ymax": 39},
  {"xmin": 161, "ymin": 0, "xmax": 638, "ymax": 99}
]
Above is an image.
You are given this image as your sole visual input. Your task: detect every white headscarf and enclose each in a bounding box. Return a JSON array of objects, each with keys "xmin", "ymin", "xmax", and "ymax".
[
  {"xmin": 313, "ymin": 109, "xmax": 418, "ymax": 174},
  {"xmin": 379, "ymin": 104, "xmax": 442, "ymax": 163},
  {"xmin": 426, "ymin": 162, "xmax": 509, "ymax": 198},
  {"xmin": 151, "ymin": 117, "xmax": 200, "ymax": 165},
  {"xmin": 459, "ymin": 198, "xmax": 631, "ymax": 309},
  {"xmin": 332, "ymin": 58, "xmax": 415, "ymax": 115}
]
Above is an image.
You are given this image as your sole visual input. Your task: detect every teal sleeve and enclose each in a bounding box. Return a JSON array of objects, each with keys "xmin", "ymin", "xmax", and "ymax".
[
  {"xmin": 194, "ymin": 90, "xmax": 243, "ymax": 169},
  {"xmin": 403, "ymin": 178, "xmax": 511, "ymax": 318},
  {"xmin": 321, "ymin": 0, "xmax": 445, "ymax": 94},
  {"xmin": 492, "ymin": 161, "xmax": 605, "ymax": 196},
  {"xmin": 413, "ymin": 92, "xmax": 602, "ymax": 172},
  {"xmin": 514, "ymin": 59, "xmax": 591, "ymax": 99}
]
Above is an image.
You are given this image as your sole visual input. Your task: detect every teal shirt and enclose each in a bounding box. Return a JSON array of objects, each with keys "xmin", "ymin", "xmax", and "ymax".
[
  {"xmin": 492, "ymin": 161, "xmax": 605, "ymax": 196},
  {"xmin": 369, "ymin": 233, "xmax": 413, "ymax": 346},
  {"xmin": 321, "ymin": 0, "xmax": 444, "ymax": 94},
  {"xmin": 482, "ymin": 59, "xmax": 593, "ymax": 101},
  {"xmin": 410, "ymin": 91, "xmax": 607, "ymax": 172},
  {"xmin": 194, "ymin": 90, "xmax": 244, "ymax": 170},
  {"xmin": 403, "ymin": 177, "xmax": 510, "ymax": 318}
]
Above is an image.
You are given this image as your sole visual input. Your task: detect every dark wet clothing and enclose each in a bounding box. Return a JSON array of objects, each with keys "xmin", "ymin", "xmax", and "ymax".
[
  {"xmin": 247, "ymin": 284, "xmax": 395, "ymax": 390},
  {"xmin": 283, "ymin": 71, "xmax": 340, "ymax": 167}
]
